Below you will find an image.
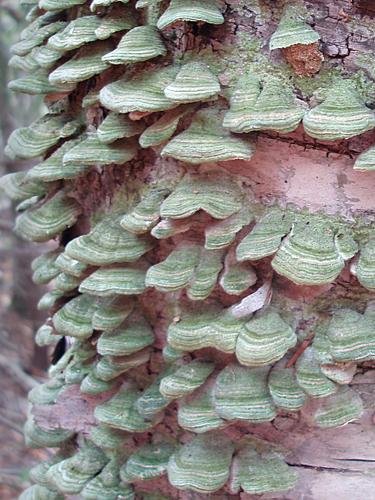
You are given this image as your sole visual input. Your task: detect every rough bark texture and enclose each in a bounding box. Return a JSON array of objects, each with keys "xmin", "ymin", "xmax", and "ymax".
[{"xmin": 3, "ymin": 1, "xmax": 375, "ymax": 499}]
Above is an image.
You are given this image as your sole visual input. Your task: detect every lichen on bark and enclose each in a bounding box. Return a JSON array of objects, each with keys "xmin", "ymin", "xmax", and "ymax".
[{"xmin": 2, "ymin": 0, "xmax": 375, "ymax": 499}]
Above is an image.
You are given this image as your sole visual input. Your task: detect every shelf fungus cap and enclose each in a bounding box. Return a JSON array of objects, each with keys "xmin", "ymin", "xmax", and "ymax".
[
  {"xmin": 167, "ymin": 433, "xmax": 233, "ymax": 493},
  {"xmin": 48, "ymin": 41, "xmax": 111, "ymax": 87},
  {"xmin": 97, "ymin": 315, "xmax": 154, "ymax": 356},
  {"xmin": 157, "ymin": 0, "xmax": 224, "ymax": 30},
  {"xmin": 8, "ymin": 70, "xmax": 76, "ymax": 96},
  {"xmin": 95, "ymin": 6, "xmax": 137, "ymax": 41},
  {"xmin": 100, "ymin": 66, "xmax": 178, "ymax": 114},
  {"xmin": 312, "ymin": 386, "xmax": 363, "ymax": 428},
  {"xmin": 139, "ymin": 105, "xmax": 192, "ymax": 149},
  {"xmin": 31, "ymin": 249, "xmax": 61, "ymax": 285},
  {"xmin": 80, "ymin": 371, "xmax": 116, "ymax": 395},
  {"xmin": 82, "ymin": 462, "xmax": 134, "ymax": 499},
  {"xmin": 15, "ymin": 191, "xmax": 81, "ymax": 243},
  {"xmin": 161, "ymin": 107, "xmax": 255, "ymax": 164},
  {"xmin": 269, "ymin": 4, "xmax": 320, "ymax": 50},
  {"xmin": 24, "ymin": 415, "xmax": 74, "ymax": 448},
  {"xmin": 177, "ymin": 379, "xmax": 225, "ymax": 433},
  {"xmin": 94, "ymin": 386, "xmax": 161, "ymax": 432},
  {"xmin": 219, "ymin": 257, "xmax": 257, "ymax": 296},
  {"xmin": 236, "ymin": 310, "xmax": 297, "ymax": 366},
  {"xmin": 271, "ymin": 217, "xmax": 346, "ymax": 286},
  {"xmin": 160, "ymin": 171, "xmax": 244, "ymax": 219},
  {"xmin": 355, "ymin": 236, "xmax": 375, "ymax": 291},
  {"xmin": 187, "ymin": 248, "xmax": 224, "ymax": 301},
  {"xmin": 296, "ymin": 347, "xmax": 337, "ymax": 398},
  {"xmin": 46, "ymin": 444, "xmax": 108, "ymax": 494},
  {"xmin": 0, "ymin": 171, "xmax": 46, "ymax": 202},
  {"xmin": 27, "ymin": 138, "xmax": 91, "ymax": 182},
  {"xmin": 63, "ymin": 135, "xmax": 138, "ymax": 167},
  {"xmin": 145, "ymin": 243, "xmax": 201, "ymax": 293},
  {"xmin": 120, "ymin": 187, "xmax": 169, "ymax": 234},
  {"xmin": 230, "ymin": 444, "xmax": 298, "ymax": 495},
  {"xmin": 35, "ymin": 323, "xmax": 62, "ymax": 347},
  {"xmin": 135, "ymin": 369, "xmax": 175, "ymax": 419},
  {"xmin": 121, "ymin": 443, "xmax": 175, "ymax": 482},
  {"xmin": 65, "ymin": 216, "xmax": 153, "ymax": 265},
  {"xmin": 159, "ymin": 359, "xmax": 215, "ymax": 399},
  {"xmin": 223, "ymin": 75, "xmax": 304, "ymax": 134},
  {"xmin": 327, "ymin": 308, "xmax": 375, "ymax": 362},
  {"xmin": 95, "ymin": 349, "xmax": 151, "ymax": 381},
  {"xmin": 91, "ymin": 0, "xmax": 131, "ymax": 11},
  {"xmin": 55, "ymin": 253, "xmax": 88, "ymax": 277},
  {"xmin": 39, "ymin": 0, "xmax": 87, "ymax": 10},
  {"xmin": 303, "ymin": 81, "xmax": 375, "ymax": 141},
  {"xmin": 97, "ymin": 113, "xmax": 145, "ymax": 144},
  {"xmin": 52, "ymin": 294, "xmax": 97, "ymax": 339},
  {"xmin": 237, "ymin": 208, "xmax": 293, "ymax": 261},
  {"xmin": 11, "ymin": 20, "xmax": 67, "ymax": 57},
  {"xmin": 205, "ymin": 205, "xmax": 254, "ymax": 250},
  {"xmin": 354, "ymin": 144, "xmax": 375, "ymax": 171},
  {"xmin": 92, "ymin": 296, "xmax": 135, "ymax": 331},
  {"xmin": 79, "ymin": 265, "xmax": 147, "ymax": 297},
  {"xmin": 6, "ymin": 114, "xmax": 81, "ymax": 160},
  {"xmin": 213, "ymin": 364, "xmax": 276, "ymax": 422},
  {"xmin": 20, "ymin": 485, "xmax": 64, "ymax": 500},
  {"xmin": 47, "ymin": 16, "xmax": 102, "ymax": 52},
  {"xmin": 164, "ymin": 62, "xmax": 220, "ymax": 103},
  {"xmin": 103, "ymin": 26, "xmax": 166, "ymax": 65},
  {"xmin": 168, "ymin": 308, "xmax": 245, "ymax": 353},
  {"xmin": 269, "ymin": 365, "xmax": 306, "ymax": 411}
]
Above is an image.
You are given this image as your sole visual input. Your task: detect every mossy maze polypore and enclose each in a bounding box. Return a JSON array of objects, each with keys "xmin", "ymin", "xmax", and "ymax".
[{"xmin": 4, "ymin": 0, "xmax": 375, "ymax": 498}]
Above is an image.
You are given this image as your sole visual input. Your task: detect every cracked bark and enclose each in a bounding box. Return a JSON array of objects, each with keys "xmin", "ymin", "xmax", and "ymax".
[{"xmin": 27, "ymin": 1, "xmax": 375, "ymax": 498}]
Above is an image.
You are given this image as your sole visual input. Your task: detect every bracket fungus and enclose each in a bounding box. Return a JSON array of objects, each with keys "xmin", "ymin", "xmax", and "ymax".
[
  {"xmin": 164, "ymin": 62, "xmax": 220, "ymax": 103},
  {"xmin": 355, "ymin": 236, "xmax": 375, "ymax": 291},
  {"xmin": 159, "ymin": 359, "xmax": 215, "ymax": 399},
  {"xmin": 177, "ymin": 379, "xmax": 225, "ymax": 433},
  {"xmin": 161, "ymin": 107, "xmax": 255, "ymax": 163},
  {"xmin": 268, "ymin": 364, "xmax": 306, "ymax": 411},
  {"xmin": 167, "ymin": 308, "xmax": 245, "ymax": 354},
  {"xmin": 103, "ymin": 25, "xmax": 166, "ymax": 64},
  {"xmin": 94, "ymin": 386, "xmax": 161, "ymax": 432},
  {"xmin": 312, "ymin": 387, "xmax": 364, "ymax": 428},
  {"xmin": 97, "ymin": 113, "xmax": 145, "ymax": 144},
  {"xmin": 271, "ymin": 218, "xmax": 347, "ymax": 286},
  {"xmin": 120, "ymin": 187, "xmax": 169, "ymax": 234},
  {"xmin": 100, "ymin": 66, "xmax": 178, "ymax": 114},
  {"xmin": 230, "ymin": 444, "xmax": 298, "ymax": 495},
  {"xmin": 121, "ymin": 443, "xmax": 175, "ymax": 482},
  {"xmin": 5, "ymin": 114, "xmax": 81, "ymax": 160},
  {"xmin": 62, "ymin": 135, "xmax": 138, "ymax": 168},
  {"xmin": 296, "ymin": 347, "xmax": 337, "ymax": 398},
  {"xmin": 269, "ymin": 4, "xmax": 322, "ymax": 76},
  {"xmin": 5, "ymin": 2, "xmax": 375, "ymax": 498},
  {"xmin": 15, "ymin": 191, "xmax": 81, "ymax": 243},
  {"xmin": 167, "ymin": 434, "xmax": 233, "ymax": 493},
  {"xmin": 139, "ymin": 106, "xmax": 192, "ymax": 148},
  {"xmin": 235, "ymin": 310, "xmax": 297, "ymax": 367},
  {"xmin": 224, "ymin": 75, "xmax": 304, "ymax": 134},
  {"xmin": 97, "ymin": 315, "xmax": 154, "ymax": 356},
  {"xmin": 157, "ymin": 0, "xmax": 224, "ymax": 30},
  {"xmin": 79, "ymin": 265, "xmax": 147, "ymax": 297},
  {"xmin": 326, "ymin": 308, "xmax": 375, "ymax": 362},
  {"xmin": 303, "ymin": 81, "xmax": 375, "ymax": 141},
  {"xmin": 160, "ymin": 171, "xmax": 243, "ymax": 219},
  {"xmin": 237, "ymin": 208, "xmax": 293, "ymax": 261},
  {"xmin": 66, "ymin": 217, "xmax": 153, "ymax": 265},
  {"xmin": 214, "ymin": 364, "xmax": 276, "ymax": 422}
]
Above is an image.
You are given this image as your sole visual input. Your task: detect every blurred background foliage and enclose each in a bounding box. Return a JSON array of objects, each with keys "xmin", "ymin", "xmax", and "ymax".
[{"xmin": 0, "ymin": 3, "xmax": 50, "ymax": 496}]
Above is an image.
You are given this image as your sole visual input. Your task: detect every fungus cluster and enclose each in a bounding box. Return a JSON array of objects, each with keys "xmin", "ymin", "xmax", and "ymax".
[{"xmin": 1, "ymin": 0, "xmax": 375, "ymax": 498}]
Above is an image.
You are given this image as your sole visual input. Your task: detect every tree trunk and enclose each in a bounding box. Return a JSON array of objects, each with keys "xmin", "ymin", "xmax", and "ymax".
[{"xmin": 2, "ymin": 1, "xmax": 375, "ymax": 499}]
